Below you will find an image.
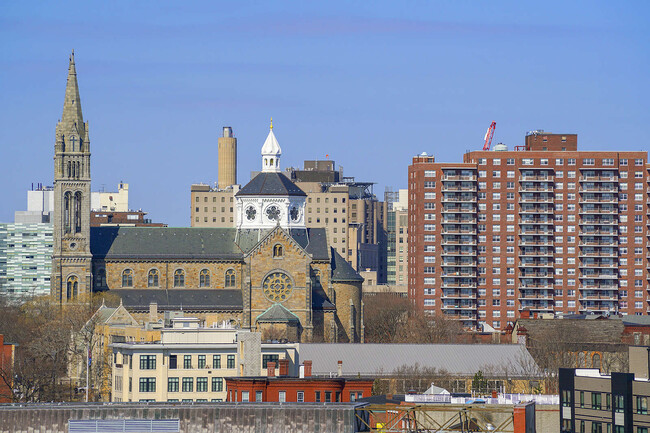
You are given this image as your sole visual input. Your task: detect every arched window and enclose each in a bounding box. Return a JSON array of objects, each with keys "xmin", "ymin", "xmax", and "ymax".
[
  {"xmin": 64, "ymin": 192, "xmax": 71, "ymax": 233},
  {"xmin": 148, "ymin": 269, "xmax": 159, "ymax": 287},
  {"xmin": 592, "ymin": 353, "xmax": 601, "ymax": 370},
  {"xmin": 122, "ymin": 269, "xmax": 133, "ymax": 287},
  {"xmin": 95, "ymin": 268, "xmax": 106, "ymax": 287},
  {"xmin": 74, "ymin": 191, "xmax": 82, "ymax": 233},
  {"xmin": 66, "ymin": 275, "xmax": 78, "ymax": 301},
  {"xmin": 225, "ymin": 269, "xmax": 236, "ymax": 288},
  {"xmin": 174, "ymin": 269, "xmax": 185, "ymax": 287},
  {"xmin": 76, "ymin": 161, "xmax": 80, "ymax": 179},
  {"xmin": 199, "ymin": 269, "xmax": 210, "ymax": 287},
  {"xmin": 67, "ymin": 161, "xmax": 71, "ymax": 178},
  {"xmin": 273, "ymin": 244, "xmax": 283, "ymax": 257}
]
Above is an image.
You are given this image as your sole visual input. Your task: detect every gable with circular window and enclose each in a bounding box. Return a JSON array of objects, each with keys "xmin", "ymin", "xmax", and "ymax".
[{"xmin": 262, "ymin": 271, "xmax": 293, "ymax": 303}]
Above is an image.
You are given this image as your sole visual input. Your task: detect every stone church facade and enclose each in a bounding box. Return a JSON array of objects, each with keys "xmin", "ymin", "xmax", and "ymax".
[{"xmin": 51, "ymin": 53, "xmax": 363, "ymax": 343}]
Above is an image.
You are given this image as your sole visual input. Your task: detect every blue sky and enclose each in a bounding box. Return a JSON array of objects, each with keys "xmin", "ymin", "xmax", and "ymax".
[{"xmin": 1, "ymin": 1, "xmax": 648, "ymax": 226}]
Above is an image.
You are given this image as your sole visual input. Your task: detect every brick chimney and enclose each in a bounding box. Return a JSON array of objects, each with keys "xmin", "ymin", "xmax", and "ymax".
[
  {"xmin": 267, "ymin": 362, "xmax": 276, "ymax": 377},
  {"xmin": 278, "ymin": 359, "xmax": 289, "ymax": 376},
  {"xmin": 337, "ymin": 360, "xmax": 343, "ymax": 377},
  {"xmin": 303, "ymin": 360, "xmax": 312, "ymax": 378},
  {"xmin": 520, "ymin": 310, "xmax": 530, "ymax": 319}
]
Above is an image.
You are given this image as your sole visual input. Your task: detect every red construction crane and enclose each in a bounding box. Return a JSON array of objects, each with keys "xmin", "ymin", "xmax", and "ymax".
[{"xmin": 483, "ymin": 121, "xmax": 496, "ymax": 151}]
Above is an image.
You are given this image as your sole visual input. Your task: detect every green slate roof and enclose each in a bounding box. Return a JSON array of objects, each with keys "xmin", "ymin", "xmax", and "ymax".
[
  {"xmin": 330, "ymin": 248, "xmax": 364, "ymax": 282},
  {"xmin": 255, "ymin": 303, "xmax": 300, "ymax": 323},
  {"xmin": 90, "ymin": 227, "xmax": 331, "ymax": 260}
]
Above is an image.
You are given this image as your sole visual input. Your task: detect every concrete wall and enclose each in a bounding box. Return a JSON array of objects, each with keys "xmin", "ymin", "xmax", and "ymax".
[{"xmin": 0, "ymin": 402, "xmax": 362, "ymax": 433}]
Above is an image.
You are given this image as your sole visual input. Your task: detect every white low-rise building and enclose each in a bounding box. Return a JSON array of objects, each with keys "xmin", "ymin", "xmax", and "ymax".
[{"xmin": 110, "ymin": 319, "xmax": 298, "ymax": 402}]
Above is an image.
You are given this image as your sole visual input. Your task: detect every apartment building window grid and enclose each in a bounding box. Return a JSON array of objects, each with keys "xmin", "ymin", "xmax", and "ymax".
[{"xmin": 408, "ymin": 138, "xmax": 649, "ymax": 329}]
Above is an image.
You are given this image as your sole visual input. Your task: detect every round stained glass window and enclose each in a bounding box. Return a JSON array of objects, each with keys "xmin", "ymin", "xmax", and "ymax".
[
  {"xmin": 290, "ymin": 206, "xmax": 299, "ymax": 221},
  {"xmin": 266, "ymin": 205, "xmax": 281, "ymax": 221},
  {"xmin": 246, "ymin": 205, "xmax": 257, "ymax": 221},
  {"xmin": 262, "ymin": 272, "xmax": 293, "ymax": 302}
]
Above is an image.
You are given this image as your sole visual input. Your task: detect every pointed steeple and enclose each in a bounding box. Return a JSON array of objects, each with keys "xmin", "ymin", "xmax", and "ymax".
[
  {"xmin": 61, "ymin": 50, "xmax": 84, "ymax": 128},
  {"xmin": 261, "ymin": 119, "xmax": 282, "ymax": 172}
]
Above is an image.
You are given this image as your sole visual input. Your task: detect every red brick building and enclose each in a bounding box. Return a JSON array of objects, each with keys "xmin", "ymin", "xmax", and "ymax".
[
  {"xmin": 0, "ymin": 334, "xmax": 16, "ymax": 403},
  {"xmin": 225, "ymin": 360, "xmax": 373, "ymax": 403},
  {"xmin": 408, "ymin": 131, "xmax": 649, "ymax": 330}
]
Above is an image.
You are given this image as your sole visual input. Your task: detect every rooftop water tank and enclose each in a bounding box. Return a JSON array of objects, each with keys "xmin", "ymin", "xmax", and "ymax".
[{"xmin": 493, "ymin": 143, "xmax": 508, "ymax": 151}]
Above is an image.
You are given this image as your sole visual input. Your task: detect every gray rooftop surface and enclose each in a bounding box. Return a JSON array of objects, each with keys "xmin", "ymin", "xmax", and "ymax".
[
  {"xmin": 299, "ymin": 343, "xmax": 541, "ymax": 378},
  {"xmin": 236, "ymin": 172, "xmax": 307, "ymax": 197},
  {"xmin": 110, "ymin": 289, "xmax": 243, "ymax": 311}
]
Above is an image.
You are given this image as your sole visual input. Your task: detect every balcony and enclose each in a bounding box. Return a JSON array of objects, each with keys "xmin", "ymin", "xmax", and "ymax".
[
  {"xmin": 441, "ymin": 291, "xmax": 476, "ymax": 299},
  {"xmin": 579, "ymin": 208, "xmax": 618, "ymax": 215},
  {"xmin": 579, "ymin": 262, "xmax": 618, "ymax": 269},
  {"xmin": 519, "ymin": 186, "xmax": 553, "ymax": 192},
  {"xmin": 441, "ymin": 283, "xmax": 477, "ymax": 289},
  {"xmin": 519, "ymin": 262, "xmax": 553, "ymax": 268},
  {"xmin": 441, "ymin": 261, "xmax": 477, "ymax": 267},
  {"xmin": 579, "ymin": 219, "xmax": 617, "ymax": 226},
  {"xmin": 579, "ymin": 305, "xmax": 616, "ymax": 313},
  {"xmin": 441, "ymin": 272, "xmax": 478, "ymax": 277},
  {"xmin": 442, "ymin": 229, "xmax": 477, "ymax": 235},
  {"xmin": 519, "ymin": 197, "xmax": 554, "ymax": 204},
  {"xmin": 441, "ymin": 240, "xmax": 477, "ymax": 246},
  {"xmin": 519, "ymin": 273, "xmax": 553, "ymax": 278},
  {"xmin": 519, "ymin": 219, "xmax": 554, "ymax": 225},
  {"xmin": 441, "ymin": 304, "xmax": 477, "ymax": 311},
  {"xmin": 441, "ymin": 249, "xmax": 476, "ymax": 256},
  {"xmin": 579, "ymin": 251, "xmax": 618, "ymax": 258},
  {"xmin": 442, "ymin": 218, "xmax": 477, "ymax": 224},
  {"xmin": 520, "ymin": 175, "xmax": 555, "ymax": 182},
  {"xmin": 442, "ymin": 196, "xmax": 477, "ymax": 203},
  {"xmin": 579, "ymin": 273, "xmax": 618, "ymax": 279},
  {"xmin": 579, "ymin": 295, "xmax": 618, "ymax": 301},
  {"xmin": 579, "ymin": 240, "xmax": 618, "ymax": 247},
  {"xmin": 518, "ymin": 250, "xmax": 553, "ymax": 257},
  {"xmin": 579, "ymin": 176, "xmax": 618, "ymax": 182},
  {"xmin": 441, "ymin": 207, "xmax": 477, "ymax": 214},
  {"xmin": 519, "ymin": 229, "xmax": 554, "ymax": 235},
  {"xmin": 578, "ymin": 198, "xmax": 618, "ymax": 204},
  {"xmin": 441, "ymin": 186, "xmax": 477, "ymax": 192},
  {"xmin": 518, "ymin": 240, "xmax": 553, "ymax": 247},
  {"xmin": 443, "ymin": 175, "xmax": 477, "ymax": 181},
  {"xmin": 579, "ymin": 230, "xmax": 617, "ymax": 236},
  {"xmin": 579, "ymin": 285, "xmax": 618, "ymax": 290},
  {"xmin": 579, "ymin": 187, "xmax": 618, "ymax": 193},
  {"xmin": 519, "ymin": 207, "xmax": 554, "ymax": 214}
]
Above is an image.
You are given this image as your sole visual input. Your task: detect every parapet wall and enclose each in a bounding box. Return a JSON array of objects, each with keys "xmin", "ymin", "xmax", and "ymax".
[{"xmin": 0, "ymin": 402, "xmax": 364, "ymax": 433}]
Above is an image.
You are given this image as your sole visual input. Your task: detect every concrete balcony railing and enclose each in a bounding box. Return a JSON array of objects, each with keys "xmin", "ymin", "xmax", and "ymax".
[{"xmin": 579, "ymin": 176, "xmax": 618, "ymax": 182}]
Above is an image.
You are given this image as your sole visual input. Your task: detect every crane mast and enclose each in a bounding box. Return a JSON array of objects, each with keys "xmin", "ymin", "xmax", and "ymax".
[{"xmin": 483, "ymin": 121, "xmax": 496, "ymax": 151}]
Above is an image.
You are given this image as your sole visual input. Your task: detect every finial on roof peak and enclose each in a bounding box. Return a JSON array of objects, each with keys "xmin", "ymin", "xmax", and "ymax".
[{"xmin": 270, "ymin": 117, "xmax": 273, "ymax": 130}]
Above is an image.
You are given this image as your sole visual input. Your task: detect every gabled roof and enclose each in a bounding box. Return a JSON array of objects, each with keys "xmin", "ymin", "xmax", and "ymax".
[
  {"xmin": 299, "ymin": 344, "xmax": 541, "ymax": 378},
  {"xmin": 255, "ymin": 303, "xmax": 300, "ymax": 323},
  {"xmin": 330, "ymin": 248, "xmax": 363, "ymax": 282},
  {"xmin": 110, "ymin": 289, "xmax": 243, "ymax": 311},
  {"xmin": 236, "ymin": 172, "xmax": 306, "ymax": 197},
  {"xmin": 91, "ymin": 227, "xmax": 243, "ymax": 260}
]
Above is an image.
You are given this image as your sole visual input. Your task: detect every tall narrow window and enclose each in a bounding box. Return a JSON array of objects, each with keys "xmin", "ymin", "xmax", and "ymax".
[
  {"xmin": 67, "ymin": 161, "xmax": 71, "ymax": 178},
  {"xmin": 199, "ymin": 269, "xmax": 210, "ymax": 287},
  {"xmin": 74, "ymin": 191, "xmax": 82, "ymax": 233},
  {"xmin": 66, "ymin": 275, "xmax": 78, "ymax": 300},
  {"xmin": 122, "ymin": 269, "xmax": 133, "ymax": 287},
  {"xmin": 273, "ymin": 244, "xmax": 283, "ymax": 257},
  {"xmin": 174, "ymin": 269, "xmax": 185, "ymax": 287},
  {"xmin": 95, "ymin": 268, "xmax": 106, "ymax": 287},
  {"xmin": 64, "ymin": 192, "xmax": 71, "ymax": 233},
  {"xmin": 225, "ymin": 269, "xmax": 235, "ymax": 288},
  {"xmin": 148, "ymin": 269, "xmax": 159, "ymax": 287}
]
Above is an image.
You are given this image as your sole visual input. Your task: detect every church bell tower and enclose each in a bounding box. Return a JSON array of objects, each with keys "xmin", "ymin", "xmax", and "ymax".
[{"xmin": 51, "ymin": 51, "xmax": 93, "ymax": 304}]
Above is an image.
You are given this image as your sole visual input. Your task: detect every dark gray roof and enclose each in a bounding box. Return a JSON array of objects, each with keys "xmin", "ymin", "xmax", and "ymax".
[
  {"xmin": 110, "ymin": 289, "xmax": 243, "ymax": 311},
  {"xmin": 236, "ymin": 172, "xmax": 306, "ymax": 197},
  {"xmin": 312, "ymin": 284, "xmax": 335, "ymax": 310},
  {"xmin": 299, "ymin": 344, "xmax": 541, "ymax": 378},
  {"xmin": 330, "ymin": 248, "xmax": 363, "ymax": 282},
  {"xmin": 255, "ymin": 303, "xmax": 300, "ymax": 323},
  {"xmin": 91, "ymin": 227, "xmax": 331, "ymax": 261},
  {"xmin": 91, "ymin": 227, "xmax": 243, "ymax": 260}
]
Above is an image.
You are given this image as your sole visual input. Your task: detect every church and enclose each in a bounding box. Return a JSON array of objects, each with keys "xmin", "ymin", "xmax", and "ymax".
[{"xmin": 50, "ymin": 52, "xmax": 363, "ymax": 343}]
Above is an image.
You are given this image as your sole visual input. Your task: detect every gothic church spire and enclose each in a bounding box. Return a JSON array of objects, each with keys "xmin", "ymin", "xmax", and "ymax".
[{"xmin": 61, "ymin": 50, "xmax": 84, "ymax": 129}]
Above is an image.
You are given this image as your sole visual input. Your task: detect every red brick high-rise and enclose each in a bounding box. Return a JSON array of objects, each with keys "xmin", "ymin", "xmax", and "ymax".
[{"xmin": 408, "ymin": 131, "xmax": 648, "ymax": 330}]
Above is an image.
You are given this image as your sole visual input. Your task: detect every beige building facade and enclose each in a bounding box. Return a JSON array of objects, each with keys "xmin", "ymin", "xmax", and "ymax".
[
  {"xmin": 110, "ymin": 321, "xmax": 298, "ymax": 402},
  {"xmin": 190, "ymin": 184, "xmax": 237, "ymax": 227}
]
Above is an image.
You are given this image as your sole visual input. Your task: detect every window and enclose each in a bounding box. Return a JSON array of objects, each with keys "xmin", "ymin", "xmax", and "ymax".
[
  {"xmin": 315, "ymin": 391, "xmax": 321, "ymax": 402},
  {"xmin": 637, "ymin": 396, "xmax": 648, "ymax": 414},
  {"xmin": 592, "ymin": 392, "xmax": 602, "ymax": 410},
  {"xmin": 263, "ymin": 354, "xmax": 279, "ymax": 369},
  {"xmin": 169, "ymin": 355, "xmax": 177, "ymax": 369},
  {"xmin": 197, "ymin": 377, "xmax": 208, "ymax": 392},
  {"xmin": 297, "ymin": 391, "xmax": 304, "ymax": 403},
  {"xmin": 225, "ymin": 269, "xmax": 236, "ymax": 287},
  {"xmin": 273, "ymin": 244, "xmax": 283, "ymax": 257},
  {"xmin": 580, "ymin": 391, "xmax": 584, "ymax": 408},
  {"xmin": 139, "ymin": 355, "xmax": 156, "ymax": 370},
  {"xmin": 147, "ymin": 269, "xmax": 159, "ymax": 287},
  {"xmin": 182, "ymin": 377, "xmax": 193, "ymax": 392},
  {"xmin": 198, "ymin": 355, "xmax": 206, "ymax": 369},
  {"xmin": 122, "ymin": 269, "xmax": 133, "ymax": 287},
  {"xmin": 256, "ymin": 390, "xmax": 263, "ymax": 402},
  {"xmin": 213, "ymin": 355, "xmax": 221, "ymax": 369},
  {"xmin": 168, "ymin": 377, "xmax": 179, "ymax": 393},
  {"xmin": 199, "ymin": 269, "xmax": 210, "ymax": 287},
  {"xmin": 174, "ymin": 269, "xmax": 185, "ymax": 287},
  {"xmin": 227, "ymin": 355, "xmax": 235, "ymax": 369},
  {"xmin": 184, "ymin": 355, "xmax": 192, "ymax": 369},
  {"xmin": 614, "ymin": 394, "xmax": 625, "ymax": 413},
  {"xmin": 325, "ymin": 391, "xmax": 332, "ymax": 402},
  {"xmin": 139, "ymin": 377, "xmax": 156, "ymax": 393},
  {"xmin": 279, "ymin": 391, "xmax": 286, "ymax": 403},
  {"xmin": 212, "ymin": 377, "xmax": 223, "ymax": 392}
]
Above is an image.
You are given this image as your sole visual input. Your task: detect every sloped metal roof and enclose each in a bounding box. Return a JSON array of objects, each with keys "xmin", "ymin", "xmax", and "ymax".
[
  {"xmin": 330, "ymin": 248, "xmax": 364, "ymax": 282},
  {"xmin": 299, "ymin": 343, "xmax": 541, "ymax": 378},
  {"xmin": 110, "ymin": 289, "xmax": 243, "ymax": 311},
  {"xmin": 255, "ymin": 303, "xmax": 300, "ymax": 323}
]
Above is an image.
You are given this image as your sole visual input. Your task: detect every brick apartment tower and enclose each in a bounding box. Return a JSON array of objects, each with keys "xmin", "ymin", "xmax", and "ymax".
[
  {"xmin": 408, "ymin": 132, "xmax": 648, "ymax": 330},
  {"xmin": 51, "ymin": 51, "xmax": 93, "ymax": 303}
]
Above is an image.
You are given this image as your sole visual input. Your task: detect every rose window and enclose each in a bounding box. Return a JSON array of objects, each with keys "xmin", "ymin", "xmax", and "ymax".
[
  {"xmin": 246, "ymin": 206, "xmax": 257, "ymax": 221},
  {"xmin": 262, "ymin": 272, "xmax": 293, "ymax": 302},
  {"xmin": 266, "ymin": 205, "xmax": 281, "ymax": 221}
]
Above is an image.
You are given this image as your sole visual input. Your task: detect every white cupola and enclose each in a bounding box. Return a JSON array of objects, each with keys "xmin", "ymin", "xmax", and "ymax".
[{"xmin": 261, "ymin": 119, "xmax": 281, "ymax": 173}]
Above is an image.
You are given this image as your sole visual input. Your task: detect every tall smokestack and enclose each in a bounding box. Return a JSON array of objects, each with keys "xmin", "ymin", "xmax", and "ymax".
[{"xmin": 218, "ymin": 126, "xmax": 237, "ymax": 189}]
